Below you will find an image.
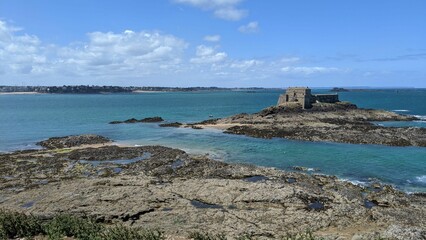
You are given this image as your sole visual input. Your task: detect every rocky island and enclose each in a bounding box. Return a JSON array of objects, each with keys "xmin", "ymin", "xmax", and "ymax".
[
  {"xmin": 0, "ymin": 135, "xmax": 425, "ymax": 239},
  {"xmin": 186, "ymin": 88, "xmax": 425, "ymax": 147}
]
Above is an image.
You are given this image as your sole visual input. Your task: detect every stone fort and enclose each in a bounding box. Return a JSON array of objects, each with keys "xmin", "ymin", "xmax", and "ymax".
[{"xmin": 277, "ymin": 87, "xmax": 339, "ymax": 109}]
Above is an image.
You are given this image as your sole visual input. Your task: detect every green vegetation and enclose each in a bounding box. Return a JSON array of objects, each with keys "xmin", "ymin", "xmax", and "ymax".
[
  {"xmin": 44, "ymin": 214, "xmax": 103, "ymax": 240},
  {"xmin": 0, "ymin": 210, "xmax": 163, "ymax": 240},
  {"xmin": 1, "ymin": 210, "xmax": 386, "ymax": 240},
  {"xmin": 103, "ymin": 225, "xmax": 163, "ymax": 240},
  {"xmin": 0, "ymin": 210, "xmax": 43, "ymax": 239}
]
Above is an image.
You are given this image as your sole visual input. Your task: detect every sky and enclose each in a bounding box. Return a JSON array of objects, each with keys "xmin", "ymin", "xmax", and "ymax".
[{"xmin": 0, "ymin": 0, "xmax": 425, "ymax": 87}]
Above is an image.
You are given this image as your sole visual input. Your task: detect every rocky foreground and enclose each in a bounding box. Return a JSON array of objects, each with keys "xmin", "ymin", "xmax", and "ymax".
[
  {"xmin": 187, "ymin": 102, "xmax": 426, "ymax": 147},
  {"xmin": 0, "ymin": 135, "xmax": 425, "ymax": 239}
]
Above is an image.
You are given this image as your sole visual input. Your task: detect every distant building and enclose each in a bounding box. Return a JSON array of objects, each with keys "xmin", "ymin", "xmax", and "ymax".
[{"xmin": 277, "ymin": 87, "xmax": 339, "ymax": 109}]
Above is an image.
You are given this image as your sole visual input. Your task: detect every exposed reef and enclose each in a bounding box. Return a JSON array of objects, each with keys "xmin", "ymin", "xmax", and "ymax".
[
  {"xmin": 109, "ymin": 117, "xmax": 164, "ymax": 124},
  {"xmin": 330, "ymin": 87, "xmax": 350, "ymax": 92},
  {"xmin": 191, "ymin": 102, "xmax": 426, "ymax": 147},
  {"xmin": 36, "ymin": 134, "xmax": 111, "ymax": 149},
  {"xmin": 0, "ymin": 135, "xmax": 425, "ymax": 239},
  {"xmin": 159, "ymin": 122, "xmax": 183, "ymax": 127}
]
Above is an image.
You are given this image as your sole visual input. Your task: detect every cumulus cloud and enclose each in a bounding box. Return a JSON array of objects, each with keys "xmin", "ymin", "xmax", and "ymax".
[
  {"xmin": 214, "ymin": 8, "xmax": 247, "ymax": 21},
  {"xmin": 203, "ymin": 34, "xmax": 221, "ymax": 42},
  {"xmin": 279, "ymin": 57, "xmax": 300, "ymax": 64},
  {"xmin": 0, "ymin": 21, "xmax": 47, "ymax": 75},
  {"xmin": 281, "ymin": 66, "xmax": 340, "ymax": 75},
  {"xmin": 0, "ymin": 20, "xmax": 188, "ymax": 80},
  {"xmin": 174, "ymin": 0, "xmax": 247, "ymax": 21},
  {"xmin": 0, "ymin": 20, "xmax": 347, "ymax": 86},
  {"xmin": 230, "ymin": 59, "xmax": 263, "ymax": 70},
  {"xmin": 238, "ymin": 21, "xmax": 259, "ymax": 33},
  {"xmin": 190, "ymin": 45, "xmax": 227, "ymax": 64},
  {"xmin": 59, "ymin": 30, "xmax": 187, "ymax": 68}
]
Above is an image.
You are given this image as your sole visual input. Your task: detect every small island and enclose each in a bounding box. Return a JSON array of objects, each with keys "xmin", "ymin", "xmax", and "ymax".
[{"xmin": 186, "ymin": 87, "xmax": 426, "ymax": 147}]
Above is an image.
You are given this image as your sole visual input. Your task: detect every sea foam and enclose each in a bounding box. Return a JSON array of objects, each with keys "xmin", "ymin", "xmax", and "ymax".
[
  {"xmin": 393, "ymin": 109, "xmax": 410, "ymax": 112},
  {"xmin": 413, "ymin": 115, "xmax": 426, "ymax": 121},
  {"xmin": 415, "ymin": 175, "xmax": 426, "ymax": 184}
]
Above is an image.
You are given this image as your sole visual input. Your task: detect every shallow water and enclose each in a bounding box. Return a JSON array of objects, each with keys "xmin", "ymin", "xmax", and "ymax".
[
  {"xmin": 78, "ymin": 152, "xmax": 151, "ymax": 166},
  {"xmin": 1, "ymin": 89, "xmax": 425, "ymax": 192}
]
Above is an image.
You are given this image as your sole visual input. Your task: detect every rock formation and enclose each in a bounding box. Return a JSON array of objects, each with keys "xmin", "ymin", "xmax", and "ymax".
[{"xmin": 0, "ymin": 135, "xmax": 425, "ymax": 239}]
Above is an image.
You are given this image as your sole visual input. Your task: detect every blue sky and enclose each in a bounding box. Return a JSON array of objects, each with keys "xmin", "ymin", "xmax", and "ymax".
[{"xmin": 0, "ymin": 0, "xmax": 425, "ymax": 87}]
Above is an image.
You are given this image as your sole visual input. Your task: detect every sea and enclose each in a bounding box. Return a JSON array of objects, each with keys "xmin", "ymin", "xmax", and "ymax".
[{"xmin": 1, "ymin": 89, "xmax": 425, "ymax": 192}]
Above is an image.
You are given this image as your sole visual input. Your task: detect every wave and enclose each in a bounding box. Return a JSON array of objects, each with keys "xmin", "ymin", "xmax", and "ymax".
[
  {"xmin": 415, "ymin": 175, "xmax": 426, "ymax": 184},
  {"xmin": 393, "ymin": 109, "xmax": 410, "ymax": 112},
  {"xmin": 340, "ymin": 178, "xmax": 368, "ymax": 186},
  {"xmin": 413, "ymin": 115, "xmax": 426, "ymax": 121}
]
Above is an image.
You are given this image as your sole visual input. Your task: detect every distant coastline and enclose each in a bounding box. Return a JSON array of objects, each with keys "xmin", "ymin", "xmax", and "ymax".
[{"xmin": 0, "ymin": 85, "xmax": 279, "ymax": 94}]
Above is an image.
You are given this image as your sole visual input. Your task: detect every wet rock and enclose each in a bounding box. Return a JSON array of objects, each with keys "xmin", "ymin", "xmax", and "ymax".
[
  {"xmin": 124, "ymin": 118, "xmax": 139, "ymax": 123},
  {"xmin": 212, "ymin": 103, "xmax": 426, "ymax": 147},
  {"xmin": 109, "ymin": 121, "xmax": 122, "ymax": 124},
  {"xmin": 109, "ymin": 117, "xmax": 164, "ymax": 124},
  {"xmin": 364, "ymin": 199, "xmax": 378, "ymax": 209},
  {"xmin": 139, "ymin": 117, "xmax": 164, "ymax": 122},
  {"xmin": 292, "ymin": 166, "xmax": 309, "ymax": 171},
  {"xmin": 36, "ymin": 134, "xmax": 111, "ymax": 149},
  {"xmin": 197, "ymin": 118, "xmax": 220, "ymax": 124},
  {"xmin": 243, "ymin": 175, "xmax": 269, "ymax": 183},
  {"xmin": 191, "ymin": 200, "xmax": 223, "ymax": 209},
  {"xmin": 307, "ymin": 201, "xmax": 325, "ymax": 211},
  {"xmin": 159, "ymin": 122, "xmax": 183, "ymax": 127}
]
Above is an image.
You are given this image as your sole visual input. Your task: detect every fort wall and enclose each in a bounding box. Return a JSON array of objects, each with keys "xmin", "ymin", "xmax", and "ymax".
[{"xmin": 277, "ymin": 87, "xmax": 339, "ymax": 109}]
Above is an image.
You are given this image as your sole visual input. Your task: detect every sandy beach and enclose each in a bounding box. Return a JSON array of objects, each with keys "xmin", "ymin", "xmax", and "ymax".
[
  {"xmin": 132, "ymin": 90, "xmax": 165, "ymax": 93},
  {"xmin": 0, "ymin": 92, "xmax": 41, "ymax": 95}
]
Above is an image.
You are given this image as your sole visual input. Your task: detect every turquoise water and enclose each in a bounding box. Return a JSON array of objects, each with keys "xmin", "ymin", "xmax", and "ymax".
[{"xmin": 1, "ymin": 89, "xmax": 425, "ymax": 192}]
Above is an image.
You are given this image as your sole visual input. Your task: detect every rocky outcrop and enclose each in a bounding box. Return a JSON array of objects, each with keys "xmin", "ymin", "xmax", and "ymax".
[
  {"xmin": 193, "ymin": 103, "xmax": 426, "ymax": 147},
  {"xmin": 36, "ymin": 134, "xmax": 111, "ymax": 149},
  {"xmin": 159, "ymin": 122, "xmax": 183, "ymax": 127},
  {"xmin": 109, "ymin": 117, "xmax": 164, "ymax": 124},
  {"xmin": 330, "ymin": 87, "xmax": 349, "ymax": 92},
  {"xmin": 0, "ymin": 141, "xmax": 425, "ymax": 239}
]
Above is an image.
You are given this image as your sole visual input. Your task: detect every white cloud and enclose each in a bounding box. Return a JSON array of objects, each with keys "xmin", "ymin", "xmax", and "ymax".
[
  {"xmin": 230, "ymin": 59, "xmax": 263, "ymax": 70},
  {"xmin": 238, "ymin": 21, "xmax": 259, "ymax": 33},
  {"xmin": 0, "ymin": 20, "xmax": 188, "ymax": 80},
  {"xmin": 174, "ymin": 0, "xmax": 247, "ymax": 21},
  {"xmin": 204, "ymin": 34, "xmax": 221, "ymax": 42},
  {"xmin": 214, "ymin": 8, "xmax": 247, "ymax": 21},
  {"xmin": 0, "ymin": 20, "xmax": 348, "ymax": 86},
  {"xmin": 279, "ymin": 57, "xmax": 300, "ymax": 64},
  {"xmin": 281, "ymin": 66, "xmax": 339, "ymax": 75},
  {"xmin": 190, "ymin": 45, "xmax": 227, "ymax": 64},
  {"xmin": 0, "ymin": 21, "xmax": 47, "ymax": 75}
]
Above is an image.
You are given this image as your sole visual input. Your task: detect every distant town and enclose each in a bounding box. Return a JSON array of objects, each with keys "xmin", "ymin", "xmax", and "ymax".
[
  {"xmin": 1, "ymin": 85, "xmax": 419, "ymax": 94},
  {"xmin": 0, "ymin": 85, "xmax": 272, "ymax": 94}
]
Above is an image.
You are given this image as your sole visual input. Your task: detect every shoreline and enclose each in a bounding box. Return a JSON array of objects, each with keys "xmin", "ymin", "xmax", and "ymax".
[
  {"xmin": 0, "ymin": 135, "xmax": 425, "ymax": 239},
  {"xmin": 0, "ymin": 92, "xmax": 41, "ymax": 95},
  {"xmin": 5, "ymin": 137, "xmax": 426, "ymax": 194}
]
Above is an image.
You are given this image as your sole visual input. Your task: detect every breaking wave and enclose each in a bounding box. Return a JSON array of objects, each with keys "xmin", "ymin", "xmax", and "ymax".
[
  {"xmin": 393, "ymin": 109, "xmax": 410, "ymax": 112},
  {"xmin": 413, "ymin": 115, "xmax": 426, "ymax": 121},
  {"xmin": 415, "ymin": 176, "xmax": 426, "ymax": 184}
]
